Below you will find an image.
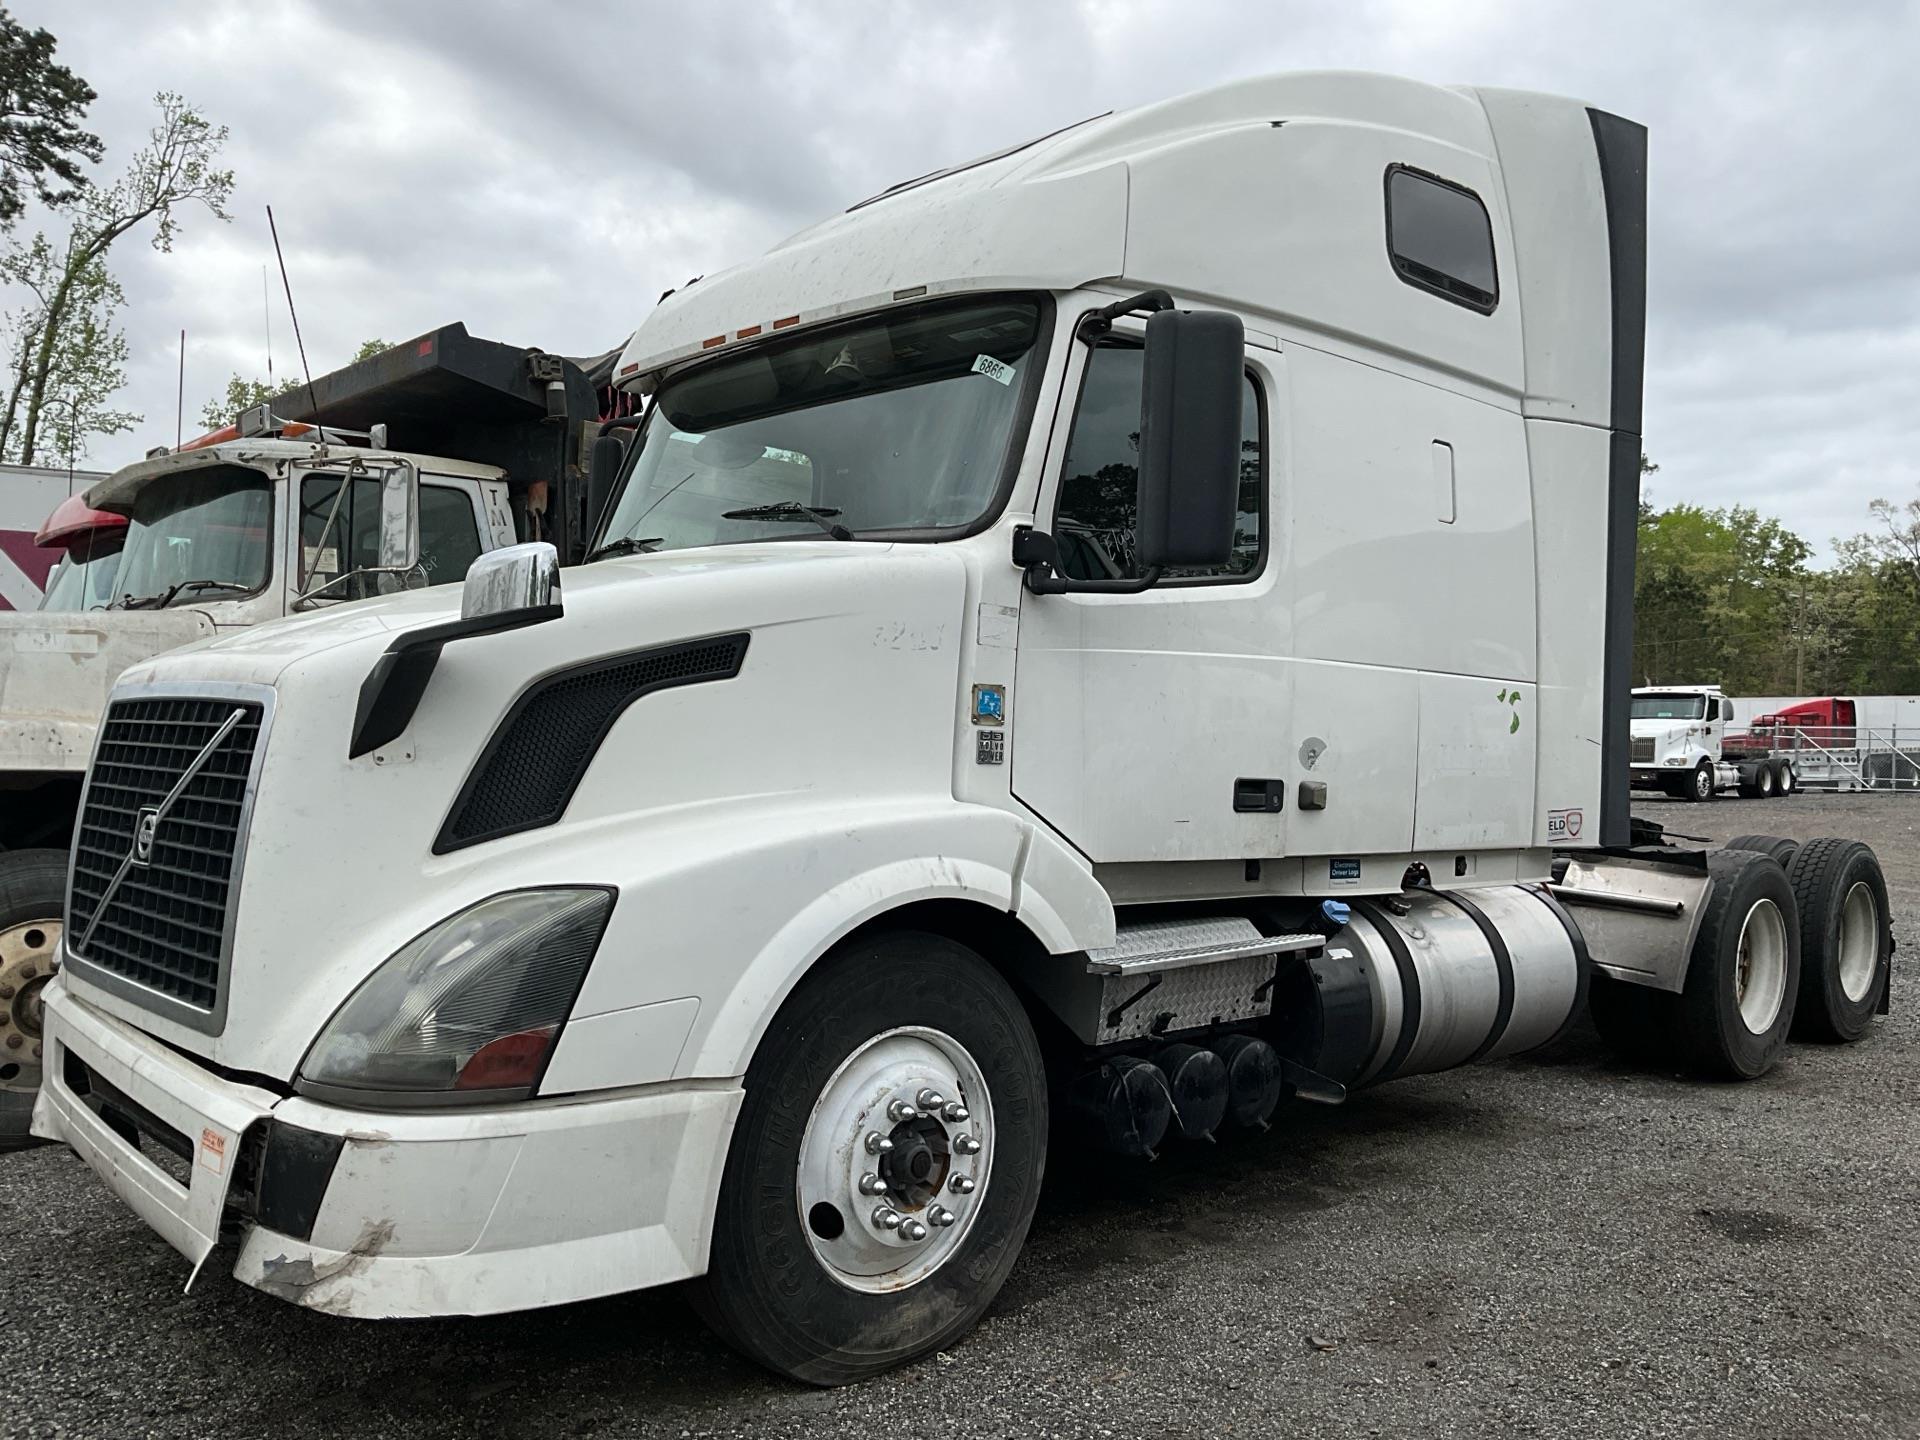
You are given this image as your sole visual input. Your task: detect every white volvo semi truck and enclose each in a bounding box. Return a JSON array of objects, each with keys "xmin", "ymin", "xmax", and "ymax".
[{"xmin": 31, "ymin": 73, "xmax": 1893, "ymax": 1385}]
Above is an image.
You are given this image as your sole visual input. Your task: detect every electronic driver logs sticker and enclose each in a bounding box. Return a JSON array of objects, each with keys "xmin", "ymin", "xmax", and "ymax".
[
  {"xmin": 1328, "ymin": 858, "xmax": 1362, "ymax": 885},
  {"xmin": 198, "ymin": 1127, "xmax": 228, "ymax": 1176},
  {"xmin": 971, "ymin": 354, "xmax": 1016, "ymax": 385},
  {"xmin": 1547, "ymin": 808, "xmax": 1585, "ymax": 841}
]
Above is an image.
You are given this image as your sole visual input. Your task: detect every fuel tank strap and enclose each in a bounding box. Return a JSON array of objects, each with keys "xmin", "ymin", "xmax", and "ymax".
[
  {"xmin": 1349, "ymin": 899, "xmax": 1422, "ymax": 1085},
  {"xmin": 1432, "ymin": 890, "xmax": 1516, "ymax": 1065}
]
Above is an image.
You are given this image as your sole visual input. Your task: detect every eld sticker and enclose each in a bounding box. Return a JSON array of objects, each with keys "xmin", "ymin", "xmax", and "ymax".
[
  {"xmin": 976, "ymin": 730, "xmax": 1006, "ymax": 766},
  {"xmin": 971, "ymin": 354, "xmax": 1016, "ymax": 386},
  {"xmin": 1547, "ymin": 808, "xmax": 1585, "ymax": 842},
  {"xmin": 1328, "ymin": 858, "xmax": 1362, "ymax": 884},
  {"xmin": 198, "ymin": 1128, "xmax": 227, "ymax": 1176}
]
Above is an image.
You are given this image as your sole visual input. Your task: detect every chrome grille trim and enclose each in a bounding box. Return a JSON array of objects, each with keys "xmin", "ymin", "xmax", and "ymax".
[
  {"xmin": 62, "ymin": 681, "xmax": 276, "ymax": 1035},
  {"xmin": 1630, "ymin": 736, "xmax": 1656, "ymax": 764}
]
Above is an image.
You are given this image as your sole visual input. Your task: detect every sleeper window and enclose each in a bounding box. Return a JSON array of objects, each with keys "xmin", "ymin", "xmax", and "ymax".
[
  {"xmin": 1053, "ymin": 343, "xmax": 1263, "ymax": 582},
  {"xmin": 1385, "ymin": 166, "xmax": 1498, "ymax": 312}
]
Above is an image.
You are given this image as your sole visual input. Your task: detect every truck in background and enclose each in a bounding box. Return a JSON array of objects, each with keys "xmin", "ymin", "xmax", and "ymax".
[
  {"xmin": 29, "ymin": 75, "xmax": 1894, "ymax": 1384},
  {"xmin": 0, "ymin": 325, "xmax": 600, "ymax": 1140},
  {"xmin": 1629, "ymin": 684, "xmax": 1801, "ymax": 800},
  {"xmin": 0, "ymin": 463, "xmax": 110, "ymax": 610}
]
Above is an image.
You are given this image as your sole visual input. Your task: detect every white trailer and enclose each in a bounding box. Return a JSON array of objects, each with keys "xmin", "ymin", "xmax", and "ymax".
[
  {"xmin": 30, "ymin": 73, "xmax": 1893, "ymax": 1384},
  {"xmin": 0, "ymin": 463, "xmax": 108, "ymax": 610},
  {"xmin": 1628, "ymin": 683, "xmax": 1802, "ymax": 800}
]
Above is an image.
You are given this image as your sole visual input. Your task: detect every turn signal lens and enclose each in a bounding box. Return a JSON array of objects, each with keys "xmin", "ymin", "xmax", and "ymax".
[{"xmin": 299, "ymin": 888, "xmax": 614, "ymax": 1104}]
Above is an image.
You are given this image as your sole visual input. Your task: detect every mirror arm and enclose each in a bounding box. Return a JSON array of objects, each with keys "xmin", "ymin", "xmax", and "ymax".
[
  {"xmin": 1012, "ymin": 525, "xmax": 1161, "ymax": 596},
  {"xmin": 1075, "ymin": 289, "xmax": 1176, "ymax": 344}
]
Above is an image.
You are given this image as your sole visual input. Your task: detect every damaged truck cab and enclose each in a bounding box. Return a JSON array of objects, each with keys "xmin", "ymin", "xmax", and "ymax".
[{"xmin": 31, "ymin": 72, "xmax": 1892, "ymax": 1383}]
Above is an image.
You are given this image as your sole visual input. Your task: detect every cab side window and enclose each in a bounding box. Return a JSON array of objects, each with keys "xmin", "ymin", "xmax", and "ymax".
[
  {"xmin": 300, "ymin": 474, "xmax": 486, "ymax": 593},
  {"xmin": 1053, "ymin": 342, "xmax": 1263, "ymax": 582},
  {"xmin": 418, "ymin": 485, "xmax": 484, "ymax": 584}
]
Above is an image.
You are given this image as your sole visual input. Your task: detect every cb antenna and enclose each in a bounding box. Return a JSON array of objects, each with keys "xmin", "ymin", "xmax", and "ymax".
[
  {"xmin": 266, "ymin": 206, "xmax": 320, "ymax": 426},
  {"xmin": 261, "ymin": 265, "xmax": 274, "ymax": 389}
]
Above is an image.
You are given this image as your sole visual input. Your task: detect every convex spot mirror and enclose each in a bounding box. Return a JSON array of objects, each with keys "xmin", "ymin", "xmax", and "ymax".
[
  {"xmin": 462, "ymin": 540, "xmax": 561, "ymax": 622},
  {"xmin": 1135, "ymin": 308, "xmax": 1245, "ymax": 571}
]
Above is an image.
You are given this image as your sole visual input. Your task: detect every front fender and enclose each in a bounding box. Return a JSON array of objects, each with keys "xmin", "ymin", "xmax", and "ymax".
[{"xmin": 537, "ymin": 797, "xmax": 1110, "ymax": 1092}]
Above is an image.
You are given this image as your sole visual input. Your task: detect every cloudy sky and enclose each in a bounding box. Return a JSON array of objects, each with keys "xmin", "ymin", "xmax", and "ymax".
[{"xmin": 10, "ymin": 0, "xmax": 1919, "ymax": 558}]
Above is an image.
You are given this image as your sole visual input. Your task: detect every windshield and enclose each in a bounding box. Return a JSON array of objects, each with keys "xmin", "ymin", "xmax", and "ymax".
[
  {"xmin": 37, "ymin": 534, "xmax": 125, "ymax": 612},
  {"xmin": 1631, "ymin": 694, "xmax": 1706, "ymax": 721},
  {"xmin": 597, "ymin": 295, "xmax": 1044, "ymax": 554},
  {"xmin": 111, "ymin": 464, "xmax": 272, "ymax": 607}
]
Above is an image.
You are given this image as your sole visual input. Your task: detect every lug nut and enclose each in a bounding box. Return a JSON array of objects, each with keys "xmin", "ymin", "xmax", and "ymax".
[
  {"xmin": 916, "ymin": 1088, "xmax": 946, "ymax": 1110},
  {"xmin": 941, "ymin": 1101, "xmax": 969, "ymax": 1123},
  {"xmin": 899, "ymin": 1218, "xmax": 929, "ymax": 1242},
  {"xmin": 949, "ymin": 1175, "xmax": 976, "ymax": 1194},
  {"xmin": 4, "ymin": 1034, "xmax": 18, "ymax": 1050},
  {"xmin": 887, "ymin": 1100, "xmax": 919, "ymax": 1123},
  {"xmin": 871, "ymin": 1206, "xmax": 902, "ymax": 1231},
  {"xmin": 865, "ymin": 1131, "xmax": 894, "ymax": 1154},
  {"xmin": 858, "ymin": 1172, "xmax": 889, "ymax": 1196},
  {"xmin": 929, "ymin": 1206, "xmax": 957, "ymax": 1228},
  {"xmin": 954, "ymin": 1134, "xmax": 982, "ymax": 1155}
]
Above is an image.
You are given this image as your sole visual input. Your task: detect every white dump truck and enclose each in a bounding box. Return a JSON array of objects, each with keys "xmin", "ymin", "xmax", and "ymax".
[
  {"xmin": 1629, "ymin": 684, "xmax": 1801, "ymax": 800},
  {"xmin": 0, "ymin": 327, "xmax": 601, "ymax": 1139},
  {"xmin": 30, "ymin": 73, "xmax": 1892, "ymax": 1385}
]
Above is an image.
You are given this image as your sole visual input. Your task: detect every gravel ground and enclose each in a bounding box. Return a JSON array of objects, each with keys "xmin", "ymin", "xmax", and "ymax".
[{"xmin": 4, "ymin": 793, "xmax": 1917, "ymax": 1439}]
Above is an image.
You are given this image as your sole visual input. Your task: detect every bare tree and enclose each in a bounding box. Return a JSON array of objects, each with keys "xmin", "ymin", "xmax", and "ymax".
[{"xmin": 2, "ymin": 91, "xmax": 231, "ymax": 464}]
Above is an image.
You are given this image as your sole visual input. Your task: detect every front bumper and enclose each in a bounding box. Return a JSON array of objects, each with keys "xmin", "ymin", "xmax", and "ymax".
[{"xmin": 33, "ymin": 981, "xmax": 743, "ymax": 1317}]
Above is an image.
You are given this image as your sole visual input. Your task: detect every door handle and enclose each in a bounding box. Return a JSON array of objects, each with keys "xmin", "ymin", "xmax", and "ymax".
[{"xmin": 1233, "ymin": 778, "xmax": 1285, "ymax": 813}]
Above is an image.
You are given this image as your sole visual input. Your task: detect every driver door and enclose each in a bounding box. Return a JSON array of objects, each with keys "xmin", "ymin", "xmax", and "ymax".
[{"xmin": 1011, "ymin": 336, "xmax": 1287, "ymax": 864}]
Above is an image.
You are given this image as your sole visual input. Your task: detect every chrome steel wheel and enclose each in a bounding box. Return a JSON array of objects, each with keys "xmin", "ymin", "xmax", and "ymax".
[
  {"xmin": 1836, "ymin": 881, "xmax": 1879, "ymax": 1003},
  {"xmin": 796, "ymin": 1025, "xmax": 991, "ymax": 1293},
  {"xmin": 0, "ymin": 916, "xmax": 58, "ymax": 1095},
  {"xmin": 1734, "ymin": 898, "xmax": 1788, "ymax": 1035}
]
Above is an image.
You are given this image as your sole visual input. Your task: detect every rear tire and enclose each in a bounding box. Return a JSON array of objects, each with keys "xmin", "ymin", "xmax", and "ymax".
[
  {"xmin": 1724, "ymin": 834, "xmax": 1801, "ymax": 869},
  {"xmin": 1771, "ymin": 759, "xmax": 1797, "ymax": 796},
  {"xmin": 1678, "ymin": 849, "xmax": 1800, "ymax": 1079},
  {"xmin": 1786, "ymin": 838, "xmax": 1891, "ymax": 1043},
  {"xmin": 0, "ymin": 848, "xmax": 66, "ymax": 1151},
  {"xmin": 693, "ymin": 930, "xmax": 1046, "ymax": 1386}
]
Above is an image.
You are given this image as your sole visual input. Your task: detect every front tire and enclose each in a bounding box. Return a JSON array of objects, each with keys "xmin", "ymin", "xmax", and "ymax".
[
  {"xmin": 1786, "ymin": 838, "xmax": 1891, "ymax": 1042},
  {"xmin": 1679, "ymin": 849, "xmax": 1801, "ymax": 1079},
  {"xmin": 694, "ymin": 930, "xmax": 1046, "ymax": 1386},
  {"xmin": 0, "ymin": 849, "xmax": 66, "ymax": 1151},
  {"xmin": 1686, "ymin": 762, "xmax": 1715, "ymax": 802}
]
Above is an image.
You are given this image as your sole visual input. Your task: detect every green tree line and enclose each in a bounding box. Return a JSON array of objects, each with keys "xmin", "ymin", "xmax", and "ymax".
[{"xmin": 1636, "ymin": 480, "xmax": 1920, "ymax": 696}]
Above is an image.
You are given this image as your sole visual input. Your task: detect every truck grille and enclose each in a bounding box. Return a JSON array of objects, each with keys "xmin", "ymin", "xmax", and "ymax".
[
  {"xmin": 1631, "ymin": 737, "xmax": 1656, "ymax": 764},
  {"xmin": 67, "ymin": 696, "xmax": 265, "ymax": 1017}
]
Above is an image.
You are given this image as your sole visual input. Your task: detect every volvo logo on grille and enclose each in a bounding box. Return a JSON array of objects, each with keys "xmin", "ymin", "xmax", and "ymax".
[{"xmin": 133, "ymin": 805, "xmax": 160, "ymax": 864}]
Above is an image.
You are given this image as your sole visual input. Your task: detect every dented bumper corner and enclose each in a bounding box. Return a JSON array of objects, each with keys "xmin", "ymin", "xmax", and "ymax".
[{"xmin": 35, "ymin": 981, "xmax": 744, "ymax": 1317}]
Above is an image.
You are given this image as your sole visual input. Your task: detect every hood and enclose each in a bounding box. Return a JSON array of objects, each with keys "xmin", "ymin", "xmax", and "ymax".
[
  {"xmin": 68, "ymin": 539, "xmax": 973, "ymax": 1079},
  {"xmin": 0, "ymin": 608, "xmax": 218, "ymax": 772}
]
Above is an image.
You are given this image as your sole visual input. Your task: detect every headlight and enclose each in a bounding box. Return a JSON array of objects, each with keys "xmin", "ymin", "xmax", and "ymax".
[{"xmin": 298, "ymin": 888, "xmax": 614, "ymax": 1105}]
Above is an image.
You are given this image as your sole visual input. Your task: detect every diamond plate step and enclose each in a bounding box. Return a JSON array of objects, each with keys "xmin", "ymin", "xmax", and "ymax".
[{"xmin": 1087, "ymin": 917, "xmax": 1322, "ymax": 976}]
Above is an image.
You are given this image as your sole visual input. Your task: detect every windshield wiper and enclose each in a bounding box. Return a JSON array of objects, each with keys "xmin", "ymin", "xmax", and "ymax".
[
  {"xmin": 117, "ymin": 579, "xmax": 253, "ymax": 610},
  {"xmin": 720, "ymin": 502, "xmax": 855, "ymax": 541},
  {"xmin": 585, "ymin": 536, "xmax": 665, "ymax": 562}
]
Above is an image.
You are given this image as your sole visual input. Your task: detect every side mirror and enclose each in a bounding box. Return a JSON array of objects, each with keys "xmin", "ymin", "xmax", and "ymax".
[
  {"xmin": 1135, "ymin": 308, "xmax": 1244, "ymax": 570},
  {"xmin": 375, "ymin": 461, "xmax": 420, "ymax": 572},
  {"xmin": 461, "ymin": 540, "xmax": 561, "ymax": 622},
  {"xmin": 587, "ymin": 433, "xmax": 625, "ymax": 541}
]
